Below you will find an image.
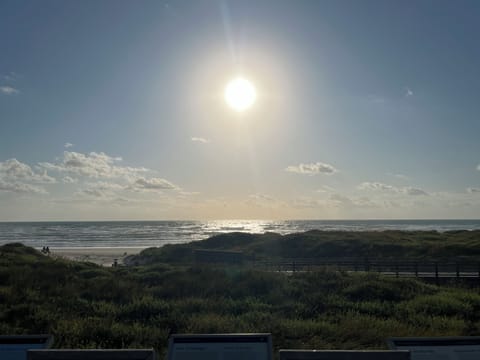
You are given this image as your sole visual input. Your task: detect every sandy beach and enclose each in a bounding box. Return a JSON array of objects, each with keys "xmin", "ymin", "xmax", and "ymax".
[{"xmin": 45, "ymin": 247, "xmax": 147, "ymax": 266}]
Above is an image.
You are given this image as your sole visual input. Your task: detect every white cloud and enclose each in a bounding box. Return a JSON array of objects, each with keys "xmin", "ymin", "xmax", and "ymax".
[
  {"xmin": 0, "ymin": 179, "xmax": 46, "ymax": 194},
  {"xmin": 285, "ymin": 162, "xmax": 338, "ymax": 175},
  {"xmin": 0, "ymin": 152, "xmax": 188, "ymax": 207},
  {"xmin": 176, "ymin": 191, "xmax": 201, "ymax": 199},
  {"xmin": 0, "ymin": 159, "xmax": 54, "ymax": 195},
  {"xmin": 64, "ymin": 142, "xmax": 74, "ymax": 148},
  {"xmin": 358, "ymin": 182, "xmax": 398, "ymax": 192},
  {"xmin": 75, "ymin": 181, "xmax": 125, "ymax": 199},
  {"xmin": 62, "ymin": 176, "xmax": 77, "ymax": 184},
  {"xmin": 130, "ymin": 177, "xmax": 178, "ymax": 191},
  {"xmin": 358, "ymin": 181, "xmax": 428, "ymax": 196},
  {"xmin": 191, "ymin": 137, "xmax": 210, "ymax": 144},
  {"xmin": 85, "ymin": 181, "xmax": 125, "ymax": 191},
  {"xmin": 39, "ymin": 151, "xmax": 148, "ymax": 179},
  {"xmin": 0, "ymin": 159, "xmax": 56, "ymax": 183},
  {"xmin": 477, "ymin": 164, "xmax": 480, "ymax": 171},
  {"xmin": 0, "ymin": 86, "xmax": 19, "ymax": 95},
  {"xmin": 405, "ymin": 87, "xmax": 413, "ymax": 97},
  {"xmin": 76, "ymin": 188, "xmax": 107, "ymax": 198}
]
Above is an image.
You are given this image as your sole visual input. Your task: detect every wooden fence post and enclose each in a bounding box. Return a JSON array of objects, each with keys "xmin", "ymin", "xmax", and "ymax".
[
  {"xmin": 435, "ymin": 262, "xmax": 439, "ymax": 279},
  {"xmin": 456, "ymin": 262, "xmax": 460, "ymax": 278},
  {"xmin": 415, "ymin": 262, "xmax": 418, "ymax": 277}
]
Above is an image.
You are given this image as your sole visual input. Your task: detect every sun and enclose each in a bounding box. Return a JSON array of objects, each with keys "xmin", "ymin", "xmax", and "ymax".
[{"xmin": 224, "ymin": 77, "xmax": 257, "ymax": 112}]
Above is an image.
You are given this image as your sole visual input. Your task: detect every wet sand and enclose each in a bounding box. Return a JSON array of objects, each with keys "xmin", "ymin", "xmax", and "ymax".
[{"xmin": 46, "ymin": 247, "xmax": 146, "ymax": 266}]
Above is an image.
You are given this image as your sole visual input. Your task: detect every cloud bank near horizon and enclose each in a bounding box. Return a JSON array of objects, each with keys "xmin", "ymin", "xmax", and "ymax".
[{"xmin": 1, "ymin": 147, "xmax": 480, "ymax": 219}]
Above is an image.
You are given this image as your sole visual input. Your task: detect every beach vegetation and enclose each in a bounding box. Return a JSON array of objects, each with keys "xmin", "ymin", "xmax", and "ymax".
[
  {"xmin": 127, "ymin": 230, "xmax": 480, "ymax": 265},
  {"xmin": 1, "ymin": 240, "xmax": 480, "ymax": 357}
]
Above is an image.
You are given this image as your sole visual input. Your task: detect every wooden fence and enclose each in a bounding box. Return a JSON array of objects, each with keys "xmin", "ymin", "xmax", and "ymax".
[{"xmin": 253, "ymin": 258, "xmax": 480, "ymax": 279}]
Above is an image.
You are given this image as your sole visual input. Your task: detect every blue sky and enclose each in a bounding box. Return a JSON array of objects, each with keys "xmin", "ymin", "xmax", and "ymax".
[{"xmin": 1, "ymin": 0, "xmax": 480, "ymax": 220}]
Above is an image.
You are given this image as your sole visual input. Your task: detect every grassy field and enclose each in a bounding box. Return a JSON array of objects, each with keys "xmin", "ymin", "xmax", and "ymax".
[
  {"xmin": 127, "ymin": 230, "xmax": 480, "ymax": 265},
  {"xmin": 1, "ymin": 236, "xmax": 480, "ymax": 358}
]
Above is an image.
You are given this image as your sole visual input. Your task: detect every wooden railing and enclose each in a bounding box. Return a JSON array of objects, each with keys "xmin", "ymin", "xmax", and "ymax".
[{"xmin": 253, "ymin": 258, "xmax": 480, "ymax": 279}]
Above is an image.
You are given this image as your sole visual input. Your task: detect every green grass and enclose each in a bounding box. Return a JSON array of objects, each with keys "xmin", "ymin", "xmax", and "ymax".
[
  {"xmin": 1, "ymin": 242, "xmax": 480, "ymax": 358},
  {"xmin": 127, "ymin": 230, "xmax": 480, "ymax": 265}
]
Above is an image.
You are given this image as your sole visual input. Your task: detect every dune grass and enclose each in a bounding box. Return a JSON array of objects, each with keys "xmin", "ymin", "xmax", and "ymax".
[
  {"xmin": 1, "ymin": 242, "xmax": 480, "ymax": 357},
  {"xmin": 128, "ymin": 230, "xmax": 480, "ymax": 265}
]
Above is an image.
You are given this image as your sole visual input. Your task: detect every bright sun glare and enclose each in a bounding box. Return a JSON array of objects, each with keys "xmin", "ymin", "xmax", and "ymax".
[{"xmin": 224, "ymin": 77, "xmax": 257, "ymax": 112}]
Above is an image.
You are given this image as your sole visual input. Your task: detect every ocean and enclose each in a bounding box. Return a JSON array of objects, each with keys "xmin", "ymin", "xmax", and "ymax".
[{"xmin": 0, "ymin": 219, "xmax": 480, "ymax": 249}]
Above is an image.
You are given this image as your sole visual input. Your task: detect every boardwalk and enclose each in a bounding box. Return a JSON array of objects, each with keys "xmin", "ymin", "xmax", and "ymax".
[{"xmin": 255, "ymin": 258, "xmax": 480, "ymax": 279}]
